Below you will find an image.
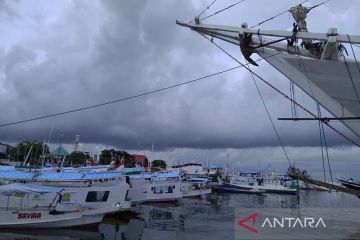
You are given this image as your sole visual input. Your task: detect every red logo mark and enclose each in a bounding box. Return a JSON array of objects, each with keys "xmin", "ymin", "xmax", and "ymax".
[{"xmin": 237, "ymin": 213, "xmax": 258, "ymax": 233}]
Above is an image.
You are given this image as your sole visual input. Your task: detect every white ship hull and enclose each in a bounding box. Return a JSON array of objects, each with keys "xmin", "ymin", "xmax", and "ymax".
[
  {"xmin": 128, "ymin": 179, "xmax": 182, "ymax": 204},
  {"xmin": 0, "ymin": 175, "xmax": 132, "ymax": 213},
  {"xmin": 181, "ymin": 181, "xmax": 212, "ymax": 198},
  {"xmin": 0, "ymin": 208, "xmax": 104, "ymax": 228}
]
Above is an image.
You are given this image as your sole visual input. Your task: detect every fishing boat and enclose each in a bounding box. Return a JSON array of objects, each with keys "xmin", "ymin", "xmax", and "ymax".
[
  {"xmin": 218, "ymin": 175, "xmax": 296, "ymax": 195},
  {"xmin": 0, "ymin": 183, "xmax": 105, "ymax": 228},
  {"xmin": 176, "ymin": 2, "xmax": 360, "ymax": 197},
  {"xmin": 181, "ymin": 177, "xmax": 212, "ymax": 198},
  {"xmin": 0, "ymin": 171, "xmax": 132, "ymax": 213},
  {"xmin": 127, "ymin": 171, "xmax": 182, "ymax": 204},
  {"xmin": 337, "ymin": 178, "xmax": 360, "ymax": 192},
  {"xmin": 168, "ymin": 163, "xmax": 206, "ymax": 176}
]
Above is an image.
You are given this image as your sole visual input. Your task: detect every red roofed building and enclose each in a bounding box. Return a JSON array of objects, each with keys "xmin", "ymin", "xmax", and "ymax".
[{"xmin": 132, "ymin": 154, "xmax": 149, "ymax": 168}]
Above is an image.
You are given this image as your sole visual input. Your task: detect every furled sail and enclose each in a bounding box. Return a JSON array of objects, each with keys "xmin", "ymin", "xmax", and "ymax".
[{"xmin": 176, "ymin": 18, "xmax": 360, "ymax": 136}]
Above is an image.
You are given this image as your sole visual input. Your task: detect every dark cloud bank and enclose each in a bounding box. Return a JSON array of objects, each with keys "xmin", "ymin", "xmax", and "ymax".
[{"xmin": 0, "ymin": 0, "xmax": 360, "ymax": 179}]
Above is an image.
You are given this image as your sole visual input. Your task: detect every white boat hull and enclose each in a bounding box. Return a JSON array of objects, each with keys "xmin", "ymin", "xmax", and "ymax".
[
  {"xmin": 182, "ymin": 188, "xmax": 212, "ymax": 198},
  {"xmin": 128, "ymin": 179, "xmax": 182, "ymax": 204},
  {"xmin": 0, "ymin": 209, "xmax": 104, "ymax": 228}
]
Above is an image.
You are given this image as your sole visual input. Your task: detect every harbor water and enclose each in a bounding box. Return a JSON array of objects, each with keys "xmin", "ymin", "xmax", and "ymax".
[{"xmin": 1, "ymin": 191, "xmax": 360, "ymax": 240}]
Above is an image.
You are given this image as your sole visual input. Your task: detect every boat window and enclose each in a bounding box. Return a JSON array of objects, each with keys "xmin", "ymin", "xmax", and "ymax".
[
  {"xmin": 85, "ymin": 191, "xmax": 110, "ymax": 202},
  {"xmin": 62, "ymin": 193, "xmax": 71, "ymax": 202},
  {"xmin": 153, "ymin": 186, "xmax": 163, "ymax": 194}
]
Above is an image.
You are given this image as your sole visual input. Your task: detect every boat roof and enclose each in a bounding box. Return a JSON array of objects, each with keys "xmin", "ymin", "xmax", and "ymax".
[
  {"xmin": 121, "ymin": 167, "xmax": 144, "ymax": 175},
  {"xmin": 0, "ymin": 183, "xmax": 62, "ymax": 194},
  {"xmin": 209, "ymin": 164, "xmax": 223, "ymax": 169},
  {"xmin": 0, "ymin": 166, "xmax": 16, "ymax": 171},
  {"xmin": 130, "ymin": 171, "xmax": 179, "ymax": 179},
  {"xmin": 239, "ymin": 169, "xmax": 259, "ymax": 174},
  {"xmin": 189, "ymin": 177, "xmax": 209, "ymax": 182},
  {"xmin": 0, "ymin": 171, "xmax": 35, "ymax": 180},
  {"xmin": 171, "ymin": 163, "xmax": 202, "ymax": 168},
  {"xmin": 36, "ymin": 172, "xmax": 85, "ymax": 180},
  {"xmin": 0, "ymin": 170, "xmax": 123, "ymax": 181}
]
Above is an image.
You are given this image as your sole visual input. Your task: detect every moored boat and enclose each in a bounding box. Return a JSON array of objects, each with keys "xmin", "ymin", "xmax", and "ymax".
[
  {"xmin": 0, "ymin": 183, "xmax": 105, "ymax": 228},
  {"xmin": 181, "ymin": 177, "xmax": 212, "ymax": 198},
  {"xmin": 0, "ymin": 171, "xmax": 132, "ymax": 213},
  {"xmin": 127, "ymin": 171, "xmax": 182, "ymax": 204}
]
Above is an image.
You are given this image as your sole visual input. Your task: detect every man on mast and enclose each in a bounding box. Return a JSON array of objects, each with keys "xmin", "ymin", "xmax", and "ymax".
[{"xmin": 289, "ymin": 4, "xmax": 312, "ymax": 49}]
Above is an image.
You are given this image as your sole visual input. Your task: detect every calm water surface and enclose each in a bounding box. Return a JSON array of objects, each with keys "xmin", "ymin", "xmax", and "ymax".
[{"xmin": 1, "ymin": 191, "xmax": 360, "ymax": 240}]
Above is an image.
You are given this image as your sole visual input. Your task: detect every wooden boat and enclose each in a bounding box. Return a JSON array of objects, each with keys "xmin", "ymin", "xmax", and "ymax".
[
  {"xmin": 214, "ymin": 184, "xmax": 265, "ymax": 194},
  {"xmin": 127, "ymin": 172, "xmax": 182, "ymax": 204},
  {"xmin": 337, "ymin": 178, "xmax": 360, "ymax": 192},
  {"xmin": 0, "ymin": 171, "xmax": 132, "ymax": 213},
  {"xmin": 0, "ymin": 183, "xmax": 105, "ymax": 228},
  {"xmin": 181, "ymin": 177, "xmax": 212, "ymax": 198}
]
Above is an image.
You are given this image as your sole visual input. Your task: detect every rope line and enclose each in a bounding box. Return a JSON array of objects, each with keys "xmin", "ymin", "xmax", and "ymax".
[
  {"xmin": 0, "ymin": 52, "xmax": 281, "ymax": 128},
  {"xmin": 249, "ymin": 65, "xmax": 293, "ymax": 166},
  {"xmin": 348, "ymin": 34, "xmax": 360, "ymax": 82},
  {"xmin": 251, "ymin": 0, "xmax": 330, "ymax": 28},
  {"xmin": 343, "ymin": 54, "xmax": 360, "ymax": 105},
  {"xmin": 201, "ymin": 0, "xmax": 246, "ymax": 21},
  {"xmin": 198, "ymin": 0, "xmax": 217, "ymax": 18},
  {"xmin": 251, "ymin": 0, "xmax": 307, "ymax": 28},
  {"xmin": 317, "ymin": 103, "xmax": 327, "ymax": 181}
]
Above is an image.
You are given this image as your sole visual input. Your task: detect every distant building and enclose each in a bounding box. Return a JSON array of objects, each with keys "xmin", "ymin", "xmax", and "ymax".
[
  {"xmin": 0, "ymin": 144, "xmax": 7, "ymax": 155},
  {"xmin": 132, "ymin": 154, "xmax": 149, "ymax": 168},
  {"xmin": 50, "ymin": 146, "xmax": 70, "ymax": 157},
  {"xmin": 169, "ymin": 163, "xmax": 205, "ymax": 175},
  {"xmin": 0, "ymin": 143, "xmax": 13, "ymax": 156}
]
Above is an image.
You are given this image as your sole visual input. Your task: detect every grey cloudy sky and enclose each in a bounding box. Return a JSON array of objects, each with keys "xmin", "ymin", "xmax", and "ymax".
[{"xmin": 0, "ymin": 0, "xmax": 360, "ymax": 178}]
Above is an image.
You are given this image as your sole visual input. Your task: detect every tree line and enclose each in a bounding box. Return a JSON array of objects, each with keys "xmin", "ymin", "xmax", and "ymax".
[{"xmin": 5, "ymin": 140, "xmax": 167, "ymax": 169}]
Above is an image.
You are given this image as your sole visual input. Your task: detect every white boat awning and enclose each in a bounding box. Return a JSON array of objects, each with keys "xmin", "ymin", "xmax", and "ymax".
[{"xmin": 0, "ymin": 183, "xmax": 63, "ymax": 194}]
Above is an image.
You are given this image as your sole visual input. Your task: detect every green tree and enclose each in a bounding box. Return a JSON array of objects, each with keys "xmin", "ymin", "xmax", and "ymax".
[
  {"xmin": 99, "ymin": 149, "xmax": 134, "ymax": 167},
  {"xmin": 151, "ymin": 159, "xmax": 167, "ymax": 169},
  {"xmin": 9, "ymin": 141, "xmax": 49, "ymax": 165},
  {"xmin": 66, "ymin": 151, "xmax": 91, "ymax": 166}
]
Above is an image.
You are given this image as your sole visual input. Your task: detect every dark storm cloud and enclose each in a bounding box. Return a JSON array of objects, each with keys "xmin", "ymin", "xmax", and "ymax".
[
  {"xmin": 0, "ymin": 0, "xmax": 18, "ymax": 19},
  {"xmin": 0, "ymin": 0, "xmax": 359, "ymax": 151}
]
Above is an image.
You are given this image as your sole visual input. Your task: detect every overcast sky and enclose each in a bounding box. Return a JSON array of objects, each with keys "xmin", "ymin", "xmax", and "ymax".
[{"xmin": 0, "ymin": 0, "xmax": 360, "ymax": 178}]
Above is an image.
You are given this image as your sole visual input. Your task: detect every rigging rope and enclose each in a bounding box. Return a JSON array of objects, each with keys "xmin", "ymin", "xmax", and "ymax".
[
  {"xmin": 317, "ymin": 103, "xmax": 327, "ymax": 181},
  {"xmin": 200, "ymin": 0, "xmax": 246, "ymax": 21},
  {"xmin": 199, "ymin": 34, "xmax": 360, "ymax": 148},
  {"xmin": 317, "ymin": 103, "xmax": 334, "ymax": 184},
  {"xmin": 251, "ymin": 0, "xmax": 307, "ymax": 28},
  {"xmin": 293, "ymin": 35, "xmax": 333, "ymax": 182},
  {"xmin": 342, "ymin": 53, "xmax": 360, "ymax": 105},
  {"xmin": 290, "ymin": 82, "xmax": 299, "ymax": 118},
  {"xmin": 0, "ymin": 52, "xmax": 282, "ymax": 128},
  {"xmin": 198, "ymin": 0, "xmax": 217, "ymax": 18},
  {"xmin": 322, "ymin": 123, "xmax": 333, "ymax": 185},
  {"xmin": 347, "ymin": 35, "xmax": 360, "ymax": 79},
  {"xmin": 251, "ymin": 0, "xmax": 330, "ymax": 28},
  {"xmin": 190, "ymin": 0, "xmax": 217, "ymax": 23},
  {"xmin": 249, "ymin": 65, "xmax": 293, "ymax": 167}
]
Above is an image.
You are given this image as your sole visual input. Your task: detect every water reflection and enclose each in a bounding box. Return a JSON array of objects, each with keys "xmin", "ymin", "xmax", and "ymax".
[
  {"xmin": 0, "ymin": 228, "xmax": 103, "ymax": 240},
  {"xmin": 1, "ymin": 192, "xmax": 360, "ymax": 240}
]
